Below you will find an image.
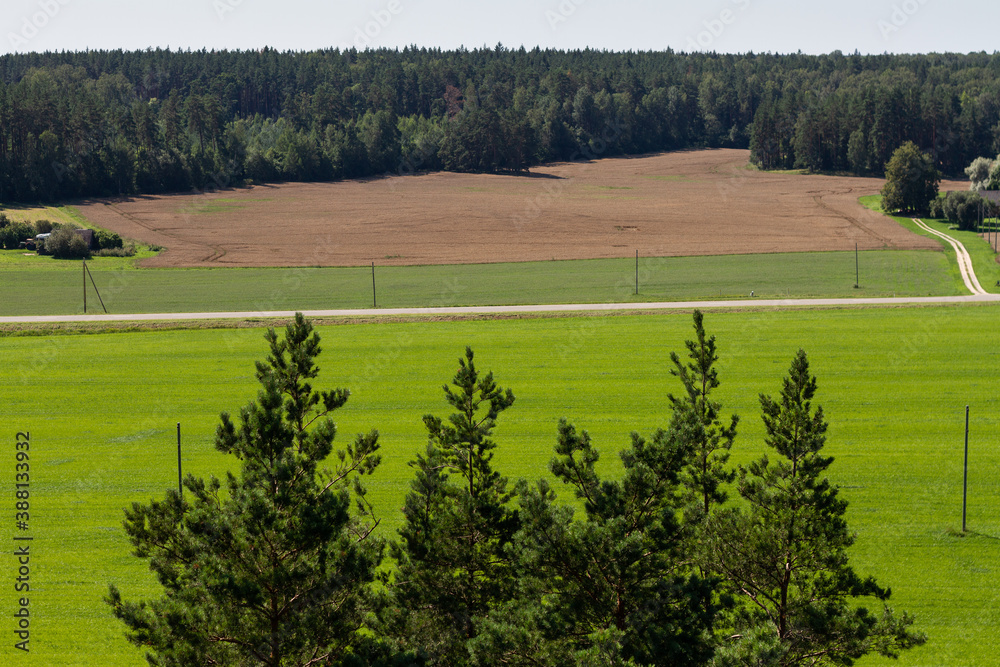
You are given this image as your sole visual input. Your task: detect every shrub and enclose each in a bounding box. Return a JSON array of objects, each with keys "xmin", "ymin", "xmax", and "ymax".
[
  {"xmin": 928, "ymin": 196, "xmax": 945, "ymax": 219},
  {"xmin": 34, "ymin": 219, "xmax": 55, "ymax": 234},
  {"xmin": 95, "ymin": 244, "xmax": 136, "ymax": 257},
  {"xmin": 942, "ymin": 191, "xmax": 984, "ymax": 231},
  {"xmin": 0, "ymin": 221, "xmax": 35, "ymax": 249},
  {"xmin": 95, "ymin": 229, "xmax": 124, "ymax": 250},
  {"xmin": 45, "ymin": 228, "xmax": 92, "ymax": 259}
]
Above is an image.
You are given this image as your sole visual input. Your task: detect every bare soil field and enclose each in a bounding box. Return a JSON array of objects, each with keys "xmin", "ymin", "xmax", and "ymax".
[{"xmin": 75, "ymin": 149, "xmax": 944, "ymax": 268}]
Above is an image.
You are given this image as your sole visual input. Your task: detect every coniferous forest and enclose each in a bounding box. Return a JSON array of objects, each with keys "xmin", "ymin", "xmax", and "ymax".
[{"xmin": 3, "ymin": 47, "xmax": 1000, "ymax": 202}]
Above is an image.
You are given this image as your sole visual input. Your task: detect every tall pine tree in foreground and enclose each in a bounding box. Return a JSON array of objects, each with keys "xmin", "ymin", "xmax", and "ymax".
[
  {"xmin": 707, "ymin": 350, "xmax": 925, "ymax": 666},
  {"xmin": 385, "ymin": 346, "xmax": 518, "ymax": 665},
  {"xmin": 668, "ymin": 309, "xmax": 739, "ymax": 520},
  {"xmin": 666, "ymin": 310, "xmax": 739, "ymax": 638},
  {"xmin": 107, "ymin": 313, "xmax": 384, "ymax": 667}
]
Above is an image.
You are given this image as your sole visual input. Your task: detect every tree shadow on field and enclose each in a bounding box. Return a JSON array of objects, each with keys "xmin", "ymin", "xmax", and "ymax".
[
  {"xmin": 74, "ymin": 185, "xmax": 258, "ymax": 206},
  {"xmin": 505, "ymin": 170, "xmax": 564, "ymax": 180},
  {"xmin": 944, "ymin": 527, "xmax": 1000, "ymax": 541}
]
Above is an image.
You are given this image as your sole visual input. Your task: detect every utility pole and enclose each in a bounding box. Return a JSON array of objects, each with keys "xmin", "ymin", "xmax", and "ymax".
[
  {"xmin": 85, "ymin": 263, "xmax": 108, "ymax": 313},
  {"xmin": 962, "ymin": 406, "xmax": 969, "ymax": 533},
  {"xmin": 177, "ymin": 423, "xmax": 183, "ymax": 498}
]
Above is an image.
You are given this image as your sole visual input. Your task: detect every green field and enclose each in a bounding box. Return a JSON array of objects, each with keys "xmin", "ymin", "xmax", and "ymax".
[
  {"xmin": 860, "ymin": 194, "xmax": 1000, "ymax": 290},
  {"xmin": 2, "ymin": 306, "xmax": 999, "ymax": 665},
  {"xmin": 0, "ymin": 249, "xmax": 963, "ymax": 317},
  {"xmin": 0, "ymin": 203, "xmax": 83, "ymax": 227}
]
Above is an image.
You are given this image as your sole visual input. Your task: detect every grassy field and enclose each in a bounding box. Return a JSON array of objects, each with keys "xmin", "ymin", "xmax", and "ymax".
[
  {"xmin": 2, "ymin": 305, "xmax": 999, "ymax": 665},
  {"xmin": 860, "ymin": 195, "xmax": 1000, "ymax": 291},
  {"xmin": 0, "ymin": 248, "xmax": 962, "ymax": 317},
  {"xmin": 0, "ymin": 203, "xmax": 82, "ymax": 227},
  {"xmin": 918, "ymin": 217, "xmax": 1000, "ymax": 289}
]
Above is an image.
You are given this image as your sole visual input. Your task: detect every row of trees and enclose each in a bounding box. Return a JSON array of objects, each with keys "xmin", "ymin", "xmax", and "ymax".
[
  {"xmin": 5, "ymin": 48, "xmax": 1000, "ymax": 201},
  {"xmin": 108, "ymin": 313, "xmax": 925, "ymax": 666}
]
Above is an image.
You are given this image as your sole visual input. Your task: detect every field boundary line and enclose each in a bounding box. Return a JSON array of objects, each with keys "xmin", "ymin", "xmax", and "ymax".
[
  {"xmin": 912, "ymin": 218, "xmax": 986, "ymax": 295},
  {"xmin": 2, "ymin": 295, "xmax": 1000, "ymax": 325}
]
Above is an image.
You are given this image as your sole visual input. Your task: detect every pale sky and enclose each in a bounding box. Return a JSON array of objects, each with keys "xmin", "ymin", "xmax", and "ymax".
[{"xmin": 1, "ymin": 0, "xmax": 996, "ymax": 57}]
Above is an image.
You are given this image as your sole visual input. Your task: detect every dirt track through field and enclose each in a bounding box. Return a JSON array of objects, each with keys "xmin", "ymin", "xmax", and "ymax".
[
  {"xmin": 75, "ymin": 149, "xmax": 943, "ymax": 269},
  {"xmin": 912, "ymin": 218, "xmax": 987, "ymax": 295}
]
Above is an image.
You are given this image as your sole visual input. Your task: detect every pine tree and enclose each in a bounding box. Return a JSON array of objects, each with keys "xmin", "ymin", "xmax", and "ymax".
[
  {"xmin": 471, "ymin": 419, "xmax": 715, "ymax": 666},
  {"xmin": 107, "ymin": 313, "xmax": 384, "ymax": 667},
  {"xmin": 386, "ymin": 346, "xmax": 518, "ymax": 665},
  {"xmin": 668, "ymin": 309, "xmax": 739, "ymax": 519},
  {"xmin": 707, "ymin": 350, "xmax": 925, "ymax": 666}
]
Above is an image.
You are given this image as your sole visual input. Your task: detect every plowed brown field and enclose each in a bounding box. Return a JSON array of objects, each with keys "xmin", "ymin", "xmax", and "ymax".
[{"xmin": 75, "ymin": 149, "xmax": 944, "ymax": 268}]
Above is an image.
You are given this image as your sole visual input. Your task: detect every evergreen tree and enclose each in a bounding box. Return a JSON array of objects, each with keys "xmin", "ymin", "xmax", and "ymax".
[
  {"xmin": 472, "ymin": 419, "xmax": 715, "ymax": 666},
  {"xmin": 668, "ymin": 309, "xmax": 739, "ymax": 519},
  {"xmin": 386, "ymin": 346, "xmax": 518, "ymax": 665},
  {"xmin": 707, "ymin": 350, "xmax": 925, "ymax": 666},
  {"xmin": 847, "ymin": 128, "xmax": 871, "ymax": 174},
  {"xmin": 107, "ymin": 313, "xmax": 384, "ymax": 667},
  {"xmin": 750, "ymin": 100, "xmax": 782, "ymax": 171}
]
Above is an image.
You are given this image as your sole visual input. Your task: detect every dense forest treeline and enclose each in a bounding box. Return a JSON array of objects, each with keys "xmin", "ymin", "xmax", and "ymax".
[{"xmin": 3, "ymin": 47, "xmax": 1000, "ymax": 201}]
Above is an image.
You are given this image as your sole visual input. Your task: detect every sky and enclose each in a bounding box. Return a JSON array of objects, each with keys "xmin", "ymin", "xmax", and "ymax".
[{"xmin": 1, "ymin": 0, "xmax": 998, "ymax": 57}]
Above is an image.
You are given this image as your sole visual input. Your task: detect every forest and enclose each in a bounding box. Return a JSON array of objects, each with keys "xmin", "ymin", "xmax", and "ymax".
[{"xmin": 2, "ymin": 47, "xmax": 1000, "ymax": 201}]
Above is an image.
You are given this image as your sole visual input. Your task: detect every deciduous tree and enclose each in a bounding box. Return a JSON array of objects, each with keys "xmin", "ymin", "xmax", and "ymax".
[
  {"xmin": 941, "ymin": 190, "xmax": 984, "ymax": 231},
  {"xmin": 881, "ymin": 141, "xmax": 940, "ymax": 215},
  {"xmin": 964, "ymin": 155, "xmax": 994, "ymax": 191}
]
